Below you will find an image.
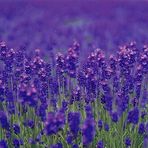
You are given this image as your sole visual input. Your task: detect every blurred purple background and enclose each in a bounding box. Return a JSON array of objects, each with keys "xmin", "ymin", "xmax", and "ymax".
[{"xmin": 0, "ymin": 0, "xmax": 148, "ymax": 57}]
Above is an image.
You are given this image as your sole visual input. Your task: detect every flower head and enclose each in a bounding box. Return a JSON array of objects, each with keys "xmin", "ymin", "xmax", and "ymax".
[
  {"xmin": 13, "ymin": 124, "xmax": 20, "ymax": 135},
  {"xmin": 97, "ymin": 140, "xmax": 104, "ymax": 148},
  {"xmin": 45, "ymin": 111, "xmax": 65, "ymax": 135},
  {"xmin": 124, "ymin": 137, "xmax": 131, "ymax": 147},
  {"xmin": 68, "ymin": 112, "xmax": 81, "ymax": 137},
  {"xmin": 82, "ymin": 117, "xmax": 96, "ymax": 146},
  {"xmin": 0, "ymin": 111, "xmax": 10, "ymax": 130},
  {"xmin": 127, "ymin": 107, "xmax": 139, "ymax": 124},
  {"xmin": 138, "ymin": 123, "xmax": 145, "ymax": 135},
  {"xmin": 0, "ymin": 140, "xmax": 8, "ymax": 148}
]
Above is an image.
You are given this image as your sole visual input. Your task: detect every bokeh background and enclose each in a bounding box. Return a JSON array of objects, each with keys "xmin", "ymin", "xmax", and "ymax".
[{"xmin": 0, "ymin": 0, "xmax": 148, "ymax": 58}]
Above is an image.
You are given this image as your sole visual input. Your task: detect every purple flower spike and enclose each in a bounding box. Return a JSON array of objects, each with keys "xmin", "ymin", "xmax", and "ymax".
[
  {"xmin": 82, "ymin": 117, "xmax": 96, "ymax": 146},
  {"xmin": 0, "ymin": 111, "xmax": 10, "ymax": 130},
  {"xmin": 127, "ymin": 107, "xmax": 139, "ymax": 125},
  {"xmin": 97, "ymin": 140, "xmax": 104, "ymax": 148},
  {"xmin": 0, "ymin": 139, "xmax": 8, "ymax": 148},
  {"xmin": 111, "ymin": 112, "xmax": 119, "ymax": 123},
  {"xmin": 45, "ymin": 111, "xmax": 65, "ymax": 135},
  {"xmin": 50, "ymin": 142, "xmax": 63, "ymax": 148},
  {"xmin": 124, "ymin": 137, "xmax": 131, "ymax": 147},
  {"xmin": 98, "ymin": 120, "xmax": 103, "ymax": 131},
  {"xmin": 138, "ymin": 123, "xmax": 145, "ymax": 135},
  {"xmin": 68, "ymin": 112, "xmax": 81, "ymax": 137}
]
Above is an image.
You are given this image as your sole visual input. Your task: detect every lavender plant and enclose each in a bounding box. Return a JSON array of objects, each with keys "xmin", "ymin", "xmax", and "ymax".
[
  {"xmin": 0, "ymin": 1, "xmax": 148, "ymax": 148},
  {"xmin": 0, "ymin": 41, "xmax": 147, "ymax": 148}
]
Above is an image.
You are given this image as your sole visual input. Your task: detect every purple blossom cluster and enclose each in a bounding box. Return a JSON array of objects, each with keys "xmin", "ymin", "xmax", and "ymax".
[{"xmin": 0, "ymin": 40, "xmax": 147, "ymax": 147}]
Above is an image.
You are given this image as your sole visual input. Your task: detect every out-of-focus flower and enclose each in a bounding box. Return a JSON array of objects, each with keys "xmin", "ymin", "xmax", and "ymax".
[
  {"xmin": 68, "ymin": 112, "xmax": 81, "ymax": 137},
  {"xmin": 124, "ymin": 137, "xmax": 131, "ymax": 147},
  {"xmin": 82, "ymin": 117, "xmax": 96, "ymax": 146},
  {"xmin": 143, "ymin": 135, "xmax": 148, "ymax": 148},
  {"xmin": 104, "ymin": 123, "xmax": 109, "ymax": 132},
  {"xmin": 0, "ymin": 139, "xmax": 8, "ymax": 148},
  {"xmin": 110, "ymin": 112, "xmax": 118, "ymax": 123},
  {"xmin": 72, "ymin": 144, "xmax": 79, "ymax": 148},
  {"xmin": 97, "ymin": 140, "xmax": 104, "ymax": 148},
  {"xmin": 138, "ymin": 123, "xmax": 145, "ymax": 135},
  {"xmin": 0, "ymin": 111, "xmax": 10, "ymax": 130},
  {"xmin": 50, "ymin": 142, "xmax": 63, "ymax": 148},
  {"xmin": 13, "ymin": 124, "xmax": 20, "ymax": 135},
  {"xmin": 98, "ymin": 120, "xmax": 103, "ymax": 131},
  {"xmin": 45, "ymin": 111, "xmax": 65, "ymax": 135},
  {"xmin": 127, "ymin": 107, "xmax": 139, "ymax": 125},
  {"xmin": 13, "ymin": 139, "xmax": 20, "ymax": 148}
]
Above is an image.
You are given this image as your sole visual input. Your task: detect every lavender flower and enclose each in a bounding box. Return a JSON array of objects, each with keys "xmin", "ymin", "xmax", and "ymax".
[
  {"xmin": 13, "ymin": 124, "xmax": 20, "ymax": 135},
  {"xmin": 82, "ymin": 117, "xmax": 96, "ymax": 146},
  {"xmin": 143, "ymin": 135, "xmax": 148, "ymax": 148},
  {"xmin": 0, "ymin": 111, "xmax": 10, "ymax": 130},
  {"xmin": 45, "ymin": 111, "xmax": 65, "ymax": 135},
  {"xmin": 97, "ymin": 140, "xmax": 104, "ymax": 148},
  {"xmin": 13, "ymin": 139, "xmax": 20, "ymax": 148},
  {"xmin": 138, "ymin": 123, "xmax": 145, "ymax": 135},
  {"xmin": 98, "ymin": 120, "xmax": 103, "ymax": 131},
  {"xmin": 68, "ymin": 112, "xmax": 81, "ymax": 137},
  {"xmin": 111, "ymin": 112, "xmax": 118, "ymax": 123},
  {"xmin": 50, "ymin": 143, "xmax": 63, "ymax": 148},
  {"xmin": 127, "ymin": 107, "xmax": 139, "ymax": 125},
  {"xmin": 124, "ymin": 137, "xmax": 131, "ymax": 147},
  {"xmin": 104, "ymin": 123, "xmax": 109, "ymax": 132},
  {"xmin": 0, "ymin": 139, "xmax": 8, "ymax": 148}
]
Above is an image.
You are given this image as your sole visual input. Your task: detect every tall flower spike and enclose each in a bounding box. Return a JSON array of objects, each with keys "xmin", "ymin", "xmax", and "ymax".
[
  {"xmin": 68, "ymin": 112, "xmax": 81, "ymax": 137},
  {"xmin": 143, "ymin": 135, "xmax": 148, "ymax": 148},
  {"xmin": 0, "ymin": 111, "xmax": 10, "ymax": 130},
  {"xmin": 138, "ymin": 123, "xmax": 145, "ymax": 135},
  {"xmin": 0, "ymin": 42, "xmax": 8, "ymax": 61},
  {"xmin": 98, "ymin": 119, "xmax": 103, "ymax": 131},
  {"xmin": 0, "ymin": 139, "xmax": 8, "ymax": 148},
  {"xmin": 45, "ymin": 111, "xmax": 65, "ymax": 135},
  {"xmin": 97, "ymin": 140, "xmax": 104, "ymax": 148},
  {"xmin": 127, "ymin": 107, "xmax": 139, "ymax": 125},
  {"xmin": 82, "ymin": 117, "xmax": 96, "ymax": 146},
  {"xmin": 124, "ymin": 137, "xmax": 131, "ymax": 148}
]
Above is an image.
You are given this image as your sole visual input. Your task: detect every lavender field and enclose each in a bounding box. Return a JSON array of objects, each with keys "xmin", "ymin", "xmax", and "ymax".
[{"xmin": 0, "ymin": 0, "xmax": 148, "ymax": 148}]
